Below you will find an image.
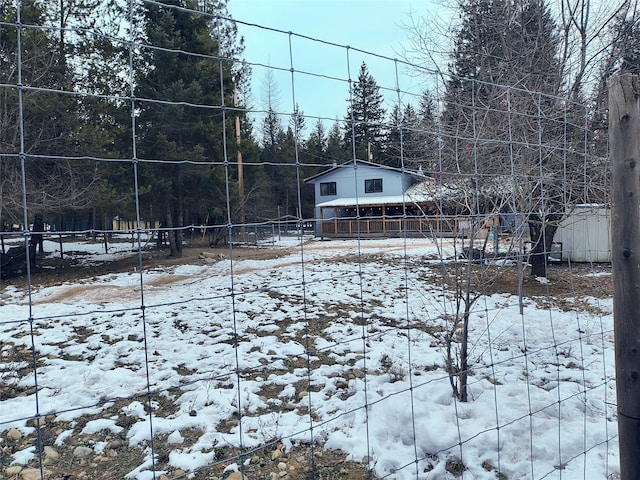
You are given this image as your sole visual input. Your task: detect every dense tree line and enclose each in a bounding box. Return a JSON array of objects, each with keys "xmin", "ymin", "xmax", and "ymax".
[
  {"xmin": 1, "ymin": 0, "xmax": 638, "ymax": 259},
  {"xmin": 1, "ymin": 0, "xmax": 246, "ymax": 257}
]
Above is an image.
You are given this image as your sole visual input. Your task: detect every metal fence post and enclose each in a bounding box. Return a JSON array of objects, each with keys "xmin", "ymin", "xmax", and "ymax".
[{"xmin": 609, "ymin": 72, "xmax": 640, "ymax": 480}]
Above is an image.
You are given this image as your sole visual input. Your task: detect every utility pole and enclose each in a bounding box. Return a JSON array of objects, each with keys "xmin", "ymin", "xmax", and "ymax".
[
  {"xmin": 609, "ymin": 73, "xmax": 640, "ymax": 480},
  {"xmin": 234, "ymin": 90, "xmax": 246, "ymax": 242}
]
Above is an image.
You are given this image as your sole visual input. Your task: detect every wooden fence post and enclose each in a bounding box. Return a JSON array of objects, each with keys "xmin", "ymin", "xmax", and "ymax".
[{"xmin": 609, "ymin": 73, "xmax": 640, "ymax": 480}]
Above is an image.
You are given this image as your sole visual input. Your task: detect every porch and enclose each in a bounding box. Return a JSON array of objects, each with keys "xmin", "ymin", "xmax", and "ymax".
[{"xmin": 319, "ymin": 215, "xmax": 458, "ymax": 238}]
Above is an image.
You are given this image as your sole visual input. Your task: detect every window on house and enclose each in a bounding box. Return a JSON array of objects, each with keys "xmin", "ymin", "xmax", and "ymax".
[
  {"xmin": 365, "ymin": 178, "xmax": 383, "ymax": 193},
  {"xmin": 320, "ymin": 182, "xmax": 337, "ymax": 196}
]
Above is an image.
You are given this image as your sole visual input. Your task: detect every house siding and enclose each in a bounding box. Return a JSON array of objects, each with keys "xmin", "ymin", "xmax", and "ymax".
[
  {"xmin": 306, "ymin": 161, "xmax": 421, "ymax": 237},
  {"xmin": 313, "ymin": 164, "xmax": 409, "ymax": 201}
]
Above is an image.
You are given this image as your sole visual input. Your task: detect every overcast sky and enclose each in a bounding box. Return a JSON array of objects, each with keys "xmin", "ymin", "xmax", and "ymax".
[{"xmin": 227, "ymin": 0, "xmax": 445, "ymax": 131}]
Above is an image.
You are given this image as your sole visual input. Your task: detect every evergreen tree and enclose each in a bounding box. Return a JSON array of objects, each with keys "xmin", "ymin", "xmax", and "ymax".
[
  {"xmin": 134, "ymin": 0, "xmax": 241, "ymax": 256},
  {"xmin": 279, "ymin": 127, "xmax": 301, "ymax": 218},
  {"xmin": 299, "ymin": 120, "xmax": 328, "ymax": 217},
  {"xmin": 239, "ymin": 123, "xmax": 271, "ymax": 223},
  {"xmin": 589, "ymin": 7, "xmax": 639, "ymax": 204},
  {"xmin": 613, "ymin": 17, "xmax": 640, "ymax": 75},
  {"xmin": 304, "ymin": 119, "xmax": 327, "ymax": 165},
  {"xmin": 326, "ymin": 120, "xmax": 348, "ymax": 164},
  {"xmin": 0, "ymin": 0, "xmax": 109, "ymax": 229},
  {"xmin": 417, "ymin": 90, "xmax": 439, "ymax": 172},
  {"xmin": 60, "ymin": 1, "xmax": 132, "ymax": 228},
  {"xmin": 442, "ymin": 0, "xmax": 569, "ymax": 277},
  {"xmin": 386, "ymin": 104, "xmax": 404, "ymax": 168},
  {"xmin": 343, "ymin": 62, "xmax": 387, "ymax": 164},
  {"xmin": 261, "ymin": 107, "xmax": 284, "ymax": 215},
  {"xmin": 262, "ymin": 108, "xmax": 284, "ymax": 155},
  {"xmin": 443, "ymin": 0, "xmax": 561, "ymax": 172},
  {"xmin": 386, "ymin": 102, "xmax": 428, "ymax": 169},
  {"xmin": 290, "ymin": 104, "xmax": 306, "ymax": 142},
  {"xmin": 259, "ymin": 107, "xmax": 300, "ymax": 218}
]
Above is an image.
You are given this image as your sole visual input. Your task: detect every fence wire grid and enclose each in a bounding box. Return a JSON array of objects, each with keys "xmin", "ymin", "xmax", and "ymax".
[{"xmin": 0, "ymin": 2, "xmax": 618, "ymax": 480}]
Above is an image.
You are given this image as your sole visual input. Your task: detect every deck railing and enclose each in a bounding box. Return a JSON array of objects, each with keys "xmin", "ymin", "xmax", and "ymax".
[{"xmin": 320, "ymin": 216, "xmax": 459, "ymax": 238}]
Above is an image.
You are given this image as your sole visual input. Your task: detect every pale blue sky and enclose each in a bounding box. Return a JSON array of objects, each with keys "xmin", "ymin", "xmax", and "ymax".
[{"xmin": 227, "ymin": 0, "xmax": 443, "ymax": 131}]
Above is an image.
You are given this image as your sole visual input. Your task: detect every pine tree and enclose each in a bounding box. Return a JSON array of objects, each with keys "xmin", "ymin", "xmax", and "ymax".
[
  {"xmin": 261, "ymin": 107, "xmax": 284, "ymax": 215},
  {"xmin": 298, "ymin": 120, "xmax": 329, "ymax": 217},
  {"xmin": 588, "ymin": 8, "xmax": 639, "ymax": 208},
  {"xmin": 290, "ymin": 104, "xmax": 306, "ymax": 142},
  {"xmin": 386, "ymin": 104, "xmax": 404, "ymax": 168},
  {"xmin": 259, "ymin": 105, "xmax": 301, "ymax": 219},
  {"xmin": 0, "ymin": 0, "xmax": 109, "ymax": 229},
  {"xmin": 417, "ymin": 90, "xmax": 439, "ymax": 172},
  {"xmin": 304, "ymin": 120, "xmax": 327, "ymax": 165},
  {"xmin": 134, "ymin": 0, "xmax": 240, "ymax": 256},
  {"xmin": 386, "ymin": 103, "xmax": 427, "ymax": 169},
  {"xmin": 279, "ymin": 127, "xmax": 301, "ymax": 218},
  {"xmin": 614, "ymin": 18, "xmax": 640, "ymax": 74},
  {"xmin": 58, "ymin": 0, "xmax": 132, "ymax": 230},
  {"xmin": 326, "ymin": 120, "xmax": 348, "ymax": 164},
  {"xmin": 442, "ymin": 0, "xmax": 568, "ymax": 278},
  {"xmin": 343, "ymin": 62, "xmax": 387, "ymax": 164}
]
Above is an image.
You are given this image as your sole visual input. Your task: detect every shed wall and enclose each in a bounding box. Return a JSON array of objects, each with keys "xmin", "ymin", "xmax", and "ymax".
[{"xmin": 554, "ymin": 207, "xmax": 611, "ymax": 262}]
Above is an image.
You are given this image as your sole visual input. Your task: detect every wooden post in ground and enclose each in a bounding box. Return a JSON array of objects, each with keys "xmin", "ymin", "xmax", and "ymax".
[
  {"xmin": 609, "ymin": 73, "xmax": 640, "ymax": 480},
  {"xmin": 234, "ymin": 90, "xmax": 246, "ymax": 242},
  {"xmin": 58, "ymin": 213, "xmax": 64, "ymax": 260}
]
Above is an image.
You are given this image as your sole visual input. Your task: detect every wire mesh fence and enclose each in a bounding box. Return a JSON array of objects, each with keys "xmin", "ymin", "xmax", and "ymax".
[{"xmin": 0, "ymin": 1, "xmax": 618, "ymax": 479}]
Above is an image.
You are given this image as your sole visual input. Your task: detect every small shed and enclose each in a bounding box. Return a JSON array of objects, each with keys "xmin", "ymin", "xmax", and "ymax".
[{"xmin": 553, "ymin": 204, "xmax": 611, "ymax": 263}]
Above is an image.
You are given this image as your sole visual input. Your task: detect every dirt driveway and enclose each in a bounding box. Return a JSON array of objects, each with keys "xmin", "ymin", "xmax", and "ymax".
[{"xmin": 1, "ymin": 239, "xmax": 291, "ymax": 290}]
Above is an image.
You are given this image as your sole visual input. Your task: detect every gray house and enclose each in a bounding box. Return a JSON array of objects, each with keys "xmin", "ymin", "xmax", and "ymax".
[{"xmin": 304, "ymin": 160, "xmax": 448, "ymax": 238}]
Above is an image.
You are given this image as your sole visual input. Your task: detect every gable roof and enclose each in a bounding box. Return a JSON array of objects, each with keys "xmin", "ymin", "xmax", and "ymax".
[{"xmin": 304, "ymin": 159, "xmax": 422, "ymax": 183}]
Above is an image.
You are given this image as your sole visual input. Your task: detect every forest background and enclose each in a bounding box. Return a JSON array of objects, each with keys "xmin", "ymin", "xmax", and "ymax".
[{"xmin": 1, "ymin": 0, "xmax": 636, "ymax": 261}]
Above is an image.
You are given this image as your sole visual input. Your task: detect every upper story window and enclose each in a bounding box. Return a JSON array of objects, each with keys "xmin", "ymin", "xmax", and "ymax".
[
  {"xmin": 320, "ymin": 181, "xmax": 337, "ymax": 196},
  {"xmin": 364, "ymin": 178, "xmax": 383, "ymax": 193}
]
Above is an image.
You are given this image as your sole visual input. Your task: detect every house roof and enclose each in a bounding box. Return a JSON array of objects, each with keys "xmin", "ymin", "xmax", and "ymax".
[{"xmin": 304, "ymin": 159, "xmax": 422, "ymax": 183}]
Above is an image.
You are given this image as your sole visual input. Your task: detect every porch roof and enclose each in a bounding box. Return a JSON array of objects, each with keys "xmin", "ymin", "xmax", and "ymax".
[
  {"xmin": 317, "ymin": 192, "xmax": 433, "ymax": 209},
  {"xmin": 316, "ymin": 181, "xmax": 447, "ymax": 209}
]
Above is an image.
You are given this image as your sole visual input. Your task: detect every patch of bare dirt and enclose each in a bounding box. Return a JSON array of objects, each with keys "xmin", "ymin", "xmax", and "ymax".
[
  {"xmin": 426, "ymin": 258, "xmax": 613, "ymax": 301},
  {"xmin": 1, "ymin": 239, "xmax": 293, "ymax": 290},
  {"xmin": 2, "ymin": 424, "xmax": 378, "ymax": 480},
  {"xmin": 486, "ymin": 261, "xmax": 613, "ymax": 299}
]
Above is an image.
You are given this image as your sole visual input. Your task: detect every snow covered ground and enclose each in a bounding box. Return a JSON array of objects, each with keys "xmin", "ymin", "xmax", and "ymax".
[{"xmin": 0, "ymin": 236, "xmax": 618, "ymax": 479}]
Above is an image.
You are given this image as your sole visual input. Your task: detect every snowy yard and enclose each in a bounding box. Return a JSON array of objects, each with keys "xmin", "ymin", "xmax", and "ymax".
[{"xmin": 0, "ymin": 236, "xmax": 619, "ymax": 479}]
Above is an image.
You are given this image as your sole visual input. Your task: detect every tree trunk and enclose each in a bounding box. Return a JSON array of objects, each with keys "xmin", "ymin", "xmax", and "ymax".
[
  {"xmin": 528, "ymin": 213, "xmax": 560, "ymax": 277},
  {"xmin": 175, "ymin": 203, "xmax": 183, "ymax": 257},
  {"xmin": 459, "ymin": 309, "xmax": 470, "ymax": 402},
  {"xmin": 166, "ymin": 206, "xmax": 179, "ymax": 258}
]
